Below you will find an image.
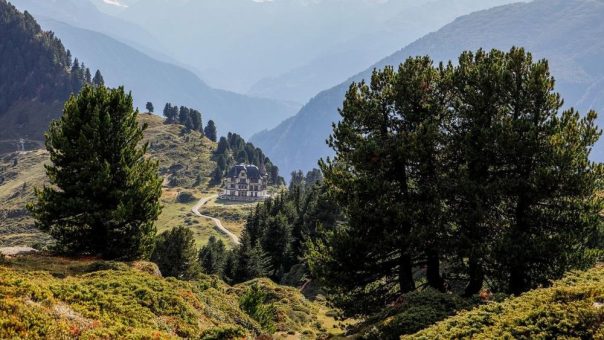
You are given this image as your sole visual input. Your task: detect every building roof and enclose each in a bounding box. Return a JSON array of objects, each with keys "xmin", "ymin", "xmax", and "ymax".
[{"xmin": 227, "ymin": 164, "xmax": 263, "ymax": 180}]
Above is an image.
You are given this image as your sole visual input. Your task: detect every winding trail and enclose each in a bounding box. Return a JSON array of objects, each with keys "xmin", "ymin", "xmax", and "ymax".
[{"xmin": 192, "ymin": 195, "xmax": 241, "ymax": 245}]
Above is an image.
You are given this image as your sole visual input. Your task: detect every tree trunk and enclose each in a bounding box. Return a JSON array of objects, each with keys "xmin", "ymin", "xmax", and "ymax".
[
  {"xmin": 426, "ymin": 249, "xmax": 445, "ymax": 292},
  {"xmin": 509, "ymin": 193, "xmax": 529, "ymax": 295},
  {"xmin": 463, "ymin": 256, "xmax": 484, "ymax": 296},
  {"xmin": 399, "ymin": 251, "xmax": 415, "ymax": 293},
  {"xmin": 509, "ymin": 264, "xmax": 527, "ymax": 296}
]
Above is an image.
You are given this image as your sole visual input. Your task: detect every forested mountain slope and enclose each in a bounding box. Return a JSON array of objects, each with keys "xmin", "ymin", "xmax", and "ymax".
[
  {"xmin": 8, "ymin": 0, "xmax": 166, "ymax": 63},
  {"xmin": 251, "ymin": 0, "xmax": 604, "ymax": 174},
  {"xmin": 0, "ymin": 0, "xmax": 90, "ymax": 153}
]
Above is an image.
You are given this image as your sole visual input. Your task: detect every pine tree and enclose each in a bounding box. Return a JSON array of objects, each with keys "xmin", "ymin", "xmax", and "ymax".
[
  {"xmin": 29, "ymin": 85, "xmax": 162, "ymax": 260},
  {"xmin": 163, "ymin": 103, "xmax": 174, "ymax": 123},
  {"xmin": 479, "ymin": 48, "xmax": 604, "ymax": 294},
  {"xmin": 189, "ymin": 109, "xmax": 202, "ymax": 132},
  {"xmin": 179, "ymin": 106, "xmax": 191, "ymax": 128},
  {"xmin": 151, "ymin": 226, "xmax": 200, "ymax": 279},
  {"xmin": 232, "ymin": 232, "xmax": 271, "ymax": 283},
  {"xmin": 92, "ymin": 70, "xmax": 104, "ymax": 87},
  {"xmin": 204, "ymin": 120, "xmax": 218, "ymax": 142},
  {"xmin": 310, "ymin": 59, "xmax": 449, "ymax": 311},
  {"xmin": 84, "ymin": 67, "xmax": 92, "ymax": 83},
  {"xmin": 199, "ymin": 235, "xmax": 227, "ymax": 275},
  {"xmin": 145, "ymin": 102, "xmax": 154, "ymax": 113}
]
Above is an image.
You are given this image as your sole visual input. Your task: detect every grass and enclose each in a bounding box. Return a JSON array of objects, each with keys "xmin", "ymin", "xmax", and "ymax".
[
  {"xmin": 0, "ymin": 254, "xmax": 332, "ymax": 339},
  {"xmin": 157, "ymin": 189, "xmax": 232, "ymax": 248},
  {"xmin": 200, "ymin": 196, "xmax": 256, "ymax": 236},
  {"xmin": 0, "ymin": 150, "xmax": 52, "ymax": 247}
]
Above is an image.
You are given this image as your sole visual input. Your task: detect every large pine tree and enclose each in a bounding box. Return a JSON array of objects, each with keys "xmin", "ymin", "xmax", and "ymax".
[
  {"xmin": 30, "ymin": 85, "xmax": 162, "ymax": 260},
  {"xmin": 308, "ymin": 48, "xmax": 603, "ymax": 314}
]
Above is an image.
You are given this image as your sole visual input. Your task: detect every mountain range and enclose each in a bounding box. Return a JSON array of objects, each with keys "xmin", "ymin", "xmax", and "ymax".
[
  {"xmin": 112, "ymin": 0, "xmax": 519, "ymax": 101},
  {"xmin": 251, "ymin": 0, "xmax": 604, "ymax": 175},
  {"xmin": 246, "ymin": 0, "xmax": 522, "ymax": 104},
  {"xmin": 5, "ymin": 0, "xmax": 299, "ymax": 139}
]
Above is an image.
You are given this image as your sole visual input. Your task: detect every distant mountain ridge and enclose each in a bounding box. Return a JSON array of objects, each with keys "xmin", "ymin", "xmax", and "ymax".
[
  {"xmin": 251, "ymin": 0, "xmax": 604, "ymax": 175},
  {"xmin": 246, "ymin": 0, "xmax": 520, "ymax": 104},
  {"xmin": 35, "ymin": 18, "xmax": 299, "ymax": 138}
]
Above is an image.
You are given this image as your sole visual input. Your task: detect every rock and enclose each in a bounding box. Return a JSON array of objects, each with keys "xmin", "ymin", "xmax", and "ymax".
[{"xmin": 0, "ymin": 246, "xmax": 38, "ymax": 256}]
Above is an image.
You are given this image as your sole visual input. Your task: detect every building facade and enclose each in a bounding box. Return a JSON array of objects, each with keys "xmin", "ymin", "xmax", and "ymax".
[{"xmin": 219, "ymin": 164, "xmax": 269, "ymax": 201}]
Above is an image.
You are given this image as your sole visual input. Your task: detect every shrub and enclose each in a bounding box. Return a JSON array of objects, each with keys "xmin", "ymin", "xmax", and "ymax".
[
  {"xmin": 200, "ymin": 326, "xmax": 246, "ymax": 340},
  {"xmin": 176, "ymin": 191, "xmax": 196, "ymax": 203},
  {"xmin": 239, "ymin": 284, "xmax": 276, "ymax": 333},
  {"xmin": 357, "ymin": 289, "xmax": 480, "ymax": 340},
  {"xmin": 406, "ymin": 267, "xmax": 604, "ymax": 339}
]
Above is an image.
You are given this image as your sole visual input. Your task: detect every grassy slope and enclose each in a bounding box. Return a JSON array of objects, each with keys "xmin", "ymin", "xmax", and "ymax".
[
  {"xmin": 0, "ymin": 114, "xmax": 249, "ymax": 248},
  {"xmin": 404, "ymin": 266, "xmax": 604, "ymax": 339},
  {"xmin": 0, "ymin": 254, "xmax": 332, "ymax": 339}
]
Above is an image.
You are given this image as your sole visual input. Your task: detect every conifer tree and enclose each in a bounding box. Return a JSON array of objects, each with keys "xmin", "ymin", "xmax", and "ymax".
[
  {"xmin": 92, "ymin": 70, "xmax": 104, "ymax": 86},
  {"xmin": 151, "ymin": 226, "xmax": 199, "ymax": 279},
  {"xmin": 204, "ymin": 120, "xmax": 218, "ymax": 142},
  {"xmin": 29, "ymin": 85, "xmax": 162, "ymax": 260},
  {"xmin": 199, "ymin": 236, "xmax": 227, "ymax": 275},
  {"xmin": 84, "ymin": 67, "xmax": 92, "ymax": 83},
  {"xmin": 179, "ymin": 106, "xmax": 191, "ymax": 128},
  {"xmin": 189, "ymin": 109, "xmax": 202, "ymax": 132},
  {"xmin": 163, "ymin": 103, "xmax": 175, "ymax": 123},
  {"xmin": 146, "ymin": 101, "xmax": 154, "ymax": 113}
]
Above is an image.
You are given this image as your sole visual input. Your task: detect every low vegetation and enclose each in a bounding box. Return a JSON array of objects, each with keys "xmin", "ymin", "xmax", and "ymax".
[
  {"xmin": 0, "ymin": 254, "xmax": 331, "ymax": 339},
  {"xmin": 406, "ymin": 265, "xmax": 604, "ymax": 339}
]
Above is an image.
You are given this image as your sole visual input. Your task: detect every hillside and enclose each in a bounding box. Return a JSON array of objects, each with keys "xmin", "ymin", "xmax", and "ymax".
[
  {"xmin": 0, "ymin": 0, "xmax": 88, "ymax": 153},
  {"xmin": 251, "ymin": 0, "xmax": 604, "ymax": 175},
  {"xmin": 405, "ymin": 265, "xmax": 604, "ymax": 339},
  {"xmin": 0, "ymin": 254, "xmax": 336, "ymax": 338},
  {"xmin": 0, "ymin": 115, "xmax": 254, "ymax": 249}
]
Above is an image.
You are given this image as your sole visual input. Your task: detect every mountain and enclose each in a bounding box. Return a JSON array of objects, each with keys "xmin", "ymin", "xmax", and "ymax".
[
  {"xmin": 118, "ymin": 0, "xmax": 523, "ymax": 95},
  {"xmin": 0, "ymin": 0, "xmax": 89, "ymax": 153},
  {"xmin": 14, "ymin": 15, "xmax": 298, "ymax": 138},
  {"xmin": 246, "ymin": 0, "xmax": 521, "ymax": 104},
  {"xmin": 251, "ymin": 0, "xmax": 604, "ymax": 175}
]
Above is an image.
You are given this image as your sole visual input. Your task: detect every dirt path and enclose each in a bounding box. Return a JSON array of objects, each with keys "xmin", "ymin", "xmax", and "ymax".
[{"xmin": 192, "ymin": 195, "xmax": 241, "ymax": 245}]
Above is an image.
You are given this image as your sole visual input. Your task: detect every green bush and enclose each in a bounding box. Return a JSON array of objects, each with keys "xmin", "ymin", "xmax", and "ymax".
[
  {"xmin": 356, "ymin": 289, "xmax": 480, "ymax": 340},
  {"xmin": 200, "ymin": 326, "xmax": 246, "ymax": 340},
  {"xmin": 239, "ymin": 283, "xmax": 277, "ymax": 333},
  {"xmin": 176, "ymin": 191, "xmax": 196, "ymax": 203}
]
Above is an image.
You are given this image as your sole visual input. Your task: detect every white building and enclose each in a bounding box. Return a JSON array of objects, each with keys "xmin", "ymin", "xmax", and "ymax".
[{"xmin": 219, "ymin": 164, "xmax": 269, "ymax": 201}]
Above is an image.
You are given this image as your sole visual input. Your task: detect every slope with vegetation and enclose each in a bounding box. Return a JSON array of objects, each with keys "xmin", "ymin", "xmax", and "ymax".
[
  {"xmin": 406, "ymin": 266, "xmax": 604, "ymax": 339},
  {"xmin": 0, "ymin": 254, "xmax": 333, "ymax": 339}
]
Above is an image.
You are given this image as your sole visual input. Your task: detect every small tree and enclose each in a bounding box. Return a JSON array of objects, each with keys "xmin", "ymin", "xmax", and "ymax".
[
  {"xmin": 199, "ymin": 235, "xmax": 227, "ymax": 275},
  {"xmin": 29, "ymin": 85, "xmax": 162, "ymax": 260},
  {"xmin": 204, "ymin": 120, "xmax": 218, "ymax": 142},
  {"xmin": 151, "ymin": 226, "xmax": 199, "ymax": 279},
  {"xmin": 146, "ymin": 102, "xmax": 154, "ymax": 113},
  {"xmin": 92, "ymin": 70, "xmax": 104, "ymax": 86}
]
